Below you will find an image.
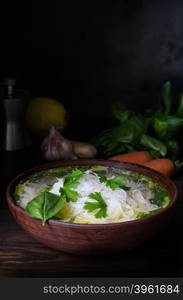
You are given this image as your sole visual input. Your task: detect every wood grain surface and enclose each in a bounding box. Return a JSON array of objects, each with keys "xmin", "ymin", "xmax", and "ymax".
[{"xmin": 0, "ymin": 175, "xmax": 183, "ymax": 278}]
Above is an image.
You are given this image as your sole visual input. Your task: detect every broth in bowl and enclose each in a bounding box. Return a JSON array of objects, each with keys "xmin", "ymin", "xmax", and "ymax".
[{"xmin": 14, "ymin": 165, "xmax": 170, "ymax": 225}]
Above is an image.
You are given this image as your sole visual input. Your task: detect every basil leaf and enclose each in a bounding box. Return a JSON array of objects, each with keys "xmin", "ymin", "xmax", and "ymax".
[{"xmin": 25, "ymin": 191, "xmax": 65, "ymax": 225}]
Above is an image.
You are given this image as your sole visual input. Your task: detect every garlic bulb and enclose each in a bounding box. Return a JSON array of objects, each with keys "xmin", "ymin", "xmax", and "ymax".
[{"xmin": 41, "ymin": 126, "xmax": 76, "ymax": 161}]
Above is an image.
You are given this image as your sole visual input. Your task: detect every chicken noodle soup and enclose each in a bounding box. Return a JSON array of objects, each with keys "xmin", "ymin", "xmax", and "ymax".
[{"xmin": 14, "ymin": 166, "xmax": 170, "ymax": 224}]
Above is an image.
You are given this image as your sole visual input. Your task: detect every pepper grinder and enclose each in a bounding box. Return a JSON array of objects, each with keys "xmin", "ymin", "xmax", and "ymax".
[{"xmin": 1, "ymin": 78, "xmax": 31, "ymax": 151}]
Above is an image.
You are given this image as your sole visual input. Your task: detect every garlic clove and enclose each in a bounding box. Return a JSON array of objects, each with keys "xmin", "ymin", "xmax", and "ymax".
[
  {"xmin": 71, "ymin": 141, "xmax": 97, "ymax": 158},
  {"xmin": 41, "ymin": 125, "xmax": 75, "ymax": 161}
]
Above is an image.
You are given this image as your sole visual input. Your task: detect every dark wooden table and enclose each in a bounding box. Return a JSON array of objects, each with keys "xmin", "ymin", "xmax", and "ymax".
[{"xmin": 0, "ymin": 175, "xmax": 183, "ymax": 278}]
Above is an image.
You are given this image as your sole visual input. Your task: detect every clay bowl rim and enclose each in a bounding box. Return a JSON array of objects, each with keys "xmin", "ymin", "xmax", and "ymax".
[{"xmin": 6, "ymin": 159, "xmax": 178, "ymax": 229}]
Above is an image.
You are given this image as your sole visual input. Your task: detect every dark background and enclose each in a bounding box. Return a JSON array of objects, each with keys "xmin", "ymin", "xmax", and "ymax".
[
  {"xmin": 0, "ymin": 1, "xmax": 183, "ymax": 278},
  {"xmin": 1, "ymin": 0, "xmax": 183, "ymax": 138}
]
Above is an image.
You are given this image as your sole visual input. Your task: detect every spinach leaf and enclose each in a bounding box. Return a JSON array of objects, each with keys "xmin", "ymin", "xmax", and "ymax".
[
  {"xmin": 91, "ymin": 113, "xmax": 149, "ymax": 157},
  {"xmin": 90, "ymin": 81, "xmax": 183, "ymax": 160},
  {"xmin": 140, "ymin": 134, "xmax": 167, "ymax": 157},
  {"xmin": 117, "ymin": 116, "xmax": 148, "ymax": 144},
  {"xmin": 25, "ymin": 191, "xmax": 65, "ymax": 225}
]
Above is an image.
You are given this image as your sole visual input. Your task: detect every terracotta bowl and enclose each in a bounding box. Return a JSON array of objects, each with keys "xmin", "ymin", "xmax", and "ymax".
[{"xmin": 6, "ymin": 159, "xmax": 177, "ymax": 256}]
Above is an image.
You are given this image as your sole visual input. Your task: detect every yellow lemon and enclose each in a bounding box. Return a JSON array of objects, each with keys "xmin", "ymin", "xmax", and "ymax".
[{"xmin": 26, "ymin": 97, "xmax": 68, "ymax": 138}]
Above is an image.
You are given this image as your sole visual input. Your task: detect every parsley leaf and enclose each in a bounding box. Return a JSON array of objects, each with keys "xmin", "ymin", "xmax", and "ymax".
[
  {"xmin": 64, "ymin": 169, "xmax": 84, "ymax": 189},
  {"xmin": 107, "ymin": 176, "xmax": 129, "ymax": 190},
  {"xmin": 60, "ymin": 168, "xmax": 83, "ymax": 202},
  {"xmin": 84, "ymin": 192, "xmax": 107, "ymax": 218},
  {"xmin": 98, "ymin": 174, "xmax": 107, "ymax": 183},
  {"xmin": 60, "ymin": 187, "xmax": 80, "ymax": 202},
  {"xmin": 98, "ymin": 174, "xmax": 129, "ymax": 190}
]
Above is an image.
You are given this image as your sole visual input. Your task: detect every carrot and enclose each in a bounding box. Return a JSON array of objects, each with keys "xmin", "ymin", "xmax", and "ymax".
[
  {"xmin": 142, "ymin": 159, "xmax": 175, "ymax": 177},
  {"xmin": 109, "ymin": 151, "xmax": 153, "ymax": 164}
]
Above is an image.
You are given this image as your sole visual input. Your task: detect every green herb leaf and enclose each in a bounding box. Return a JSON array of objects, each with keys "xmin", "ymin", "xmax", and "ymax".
[
  {"xmin": 153, "ymin": 115, "xmax": 183, "ymax": 140},
  {"xmin": 150, "ymin": 188, "xmax": 169, "ymax": 207},
  {"xmin": 59, "ymin": 187, "xmax": 80, "ymax": 203},
  {"xmin": 68, "ymin": 217, "xmax": 76, "ymax": 223},
  {"xmin": 98, "ymin": 174, "xmax": 107, "ymax": 183},
  {"xmin": 84, "ymin": 192, "xmax": 107, "ymax": 218},
  {"xmin": 14, "ymin": 184, "xmax": 24, "ymax": 202},
  {"xmin": 63, "ymin": 169, "xmax": 84, "ymax": 189},
  {"xmin": 98, "ymin": 174, "xmax": 129, "ymax": 190},
  {"xmin": 106, "ymin": 176, "xmax": 129, "ymax": 190},
  {"xmin": 25, "ymin": 191, "xmax": 65, "ymax": 225},
  {"xmin": 59, "ymin": 168, "xmax": 83, "ymax": 202},
  {"xmin": 90, "ymin": 81, "xmax": 183, "ymax": 160},
  {"xmin": 136, "ymin": 208, "xmax": 161, "ymax": 219},
  {"xmin": 91, "ymin": 166, "xmax": 108, "ymax": 172},
  {"xmin": 140, "ymin": 134, "xmax": 167, "ymax": 157},
  {"xmin": 65, "ymin": 189, "xmax": 80, "ymax": 202},
  {"xmin": 91, "ymin": 115, "xmax": 148, "ymax": 158}
]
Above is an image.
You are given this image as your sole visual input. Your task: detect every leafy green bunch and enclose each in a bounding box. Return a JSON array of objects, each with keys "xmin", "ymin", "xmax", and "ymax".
[{"xmin": 91, "ymin": 81, "xmax": 183, "ymax": 160}]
